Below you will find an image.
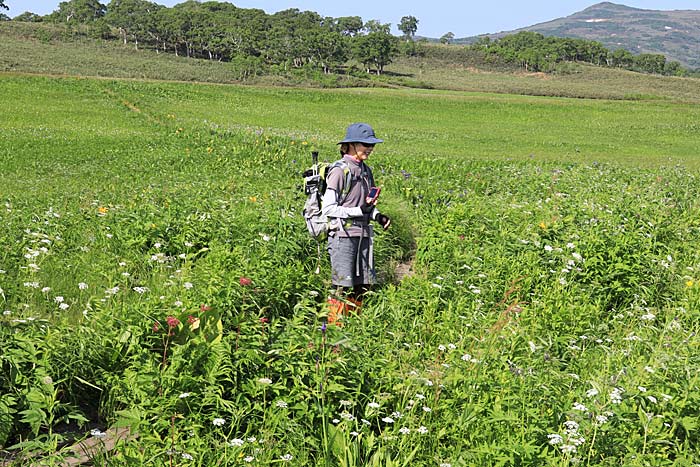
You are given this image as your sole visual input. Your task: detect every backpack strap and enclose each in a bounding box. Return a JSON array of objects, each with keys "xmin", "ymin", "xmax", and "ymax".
[{"xmin": 328, "ymin": 160, "xmax": 353, "ymax": 204}]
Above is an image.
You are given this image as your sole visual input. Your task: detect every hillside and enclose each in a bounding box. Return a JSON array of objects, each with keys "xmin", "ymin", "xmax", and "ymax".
[
  {"xmin": 456, "ymin": 2, "xmax": 700, "ymax": 69},
  {"xmin": 2, "ymin": 21, "xmax": 700, "ymax": 103}
]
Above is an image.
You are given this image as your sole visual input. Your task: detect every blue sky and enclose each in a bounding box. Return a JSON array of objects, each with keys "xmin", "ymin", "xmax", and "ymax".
[{"xmin": 7, "ymin": 1, "xmax": 700, "ymax": 38}]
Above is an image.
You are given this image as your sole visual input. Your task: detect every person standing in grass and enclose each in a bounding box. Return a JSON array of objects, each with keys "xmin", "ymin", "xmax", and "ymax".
[{"xmin": 321, "ymin": 123, "xmax": 391, "ymax": 325}]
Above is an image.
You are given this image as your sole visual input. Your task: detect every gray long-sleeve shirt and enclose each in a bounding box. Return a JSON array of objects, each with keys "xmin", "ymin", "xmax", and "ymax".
[{"xmin": 321, "ymin": 155, "xmax": 380, "ymax": 237}]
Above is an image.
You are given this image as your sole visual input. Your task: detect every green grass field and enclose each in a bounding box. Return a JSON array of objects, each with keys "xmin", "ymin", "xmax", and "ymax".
[{"xmin": 1, "ymin": 73, "xmax": 700, "ymax": 466}]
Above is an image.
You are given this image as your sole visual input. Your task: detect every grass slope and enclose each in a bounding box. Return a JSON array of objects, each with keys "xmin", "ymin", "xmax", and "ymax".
[{"xmin": 3, "ymin": 21, "xmax": 700, "ymax": 103}]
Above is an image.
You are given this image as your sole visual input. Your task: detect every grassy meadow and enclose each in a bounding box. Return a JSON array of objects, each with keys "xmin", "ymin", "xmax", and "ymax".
[{"xmin": 1, "ymin": 73, "xmax": 700, "ymax": 466}]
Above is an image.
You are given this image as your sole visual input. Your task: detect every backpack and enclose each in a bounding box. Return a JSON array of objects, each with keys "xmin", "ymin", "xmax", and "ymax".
[{"xmin": 302, "ymin": 151, "xmax": 352, "ymax": 240}]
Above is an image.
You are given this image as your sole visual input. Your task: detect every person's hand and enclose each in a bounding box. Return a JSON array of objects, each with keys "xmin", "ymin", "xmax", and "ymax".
[
  {"xmin": 376, "ymin": 214, "xmax": 391, "ymax": 230},
  {"xmin": 361, "ymin": 201, "xmax": 375, "ymax": 214}
]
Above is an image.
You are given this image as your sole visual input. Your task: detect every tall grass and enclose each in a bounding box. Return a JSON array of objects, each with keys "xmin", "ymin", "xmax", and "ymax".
[{"xmin": 0, "ymin": 75, "xmax": 699, "ymax": 466}]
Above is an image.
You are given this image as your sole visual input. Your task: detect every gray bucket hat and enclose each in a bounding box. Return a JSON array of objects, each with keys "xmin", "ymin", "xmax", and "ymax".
[{"xmin": 338, "ymin": 123, "xmax": 383, "ymax": 145}]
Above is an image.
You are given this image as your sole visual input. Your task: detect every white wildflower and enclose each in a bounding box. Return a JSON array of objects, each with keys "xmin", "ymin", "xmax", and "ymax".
[
  {"xmin": 212, "ymin": 418, "xmax": 226, "ymax": 427},
  {"xmin": 572, "ymin": 402, "xmax": 588, "ymax": 412},
  {"xmin": 610, "ymin": 387, "xmax": 624, "ymax": 404},
  {"xmin": 564, "ymin": 420, "xmax": 579, "ymax": 432}
]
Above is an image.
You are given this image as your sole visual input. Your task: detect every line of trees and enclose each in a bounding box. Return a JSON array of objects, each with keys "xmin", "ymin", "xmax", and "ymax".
[
  {"xmin": 7, "ymin": 1, "xmax": 690, "ymax": 78},
  {"xmin": 12, "ymin": 0, "xmax": 407, "ymax": 75},
  {"xmin": 471, "ymin": 32, "xmax": 686, "ymax": 76}
]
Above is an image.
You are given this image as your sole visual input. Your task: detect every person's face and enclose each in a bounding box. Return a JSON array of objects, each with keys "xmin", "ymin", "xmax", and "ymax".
[{"xmin": 351, "ymin": 142, "xmax": 375, "ymax": 161}]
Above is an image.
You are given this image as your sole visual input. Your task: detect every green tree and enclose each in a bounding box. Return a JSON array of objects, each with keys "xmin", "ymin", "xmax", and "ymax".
[
  {"xmin": 306, "ymin": 28, "xmax": 347, "ymax": 73},
  {"xmin": 49, "ymin": 0, "xmax": 106, "ymax": 23},
  {"xmin": 398, "ymin": 15, "xmax": 418, "ymax": 41},
  {"xmin": 440, "ymin": 32, "xmax": 454, "ymax": 45},
  {"xmin": 664, "ymin": 60, "xmax": 685, "ymax": 76},
  {"xmin": 105, "ymin": 0, "xmax": 162, "ymax": 49},
  {"xmin": 634, "ymin": 53, "xmax": 666, "ymax": 74},
  {"xmin": 13, "ymin": 12, "xmax": 44, "ymax": 22},
  {"xmin": 363, "ymin": 19, "xmax": 390, "ymax": 35},
  {"xmin": 609, "ymin": 48, "xmax": 634, "ymax": 68},
  {"xmin": 333, "ymin": 16, "xmax": 362, "ymax": 36},
  {"xmin": 352, "ymin": 29, "xmax": 398, "ymax": 75}
]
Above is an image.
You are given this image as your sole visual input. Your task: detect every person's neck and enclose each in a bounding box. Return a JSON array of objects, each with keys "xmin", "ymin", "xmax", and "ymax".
[{"xmin": 346, "ymin": 153, "xmax": 363, "ymax": 164}]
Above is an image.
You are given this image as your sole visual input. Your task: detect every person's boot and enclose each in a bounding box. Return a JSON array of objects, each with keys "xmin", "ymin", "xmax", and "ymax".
[
  {"xmin": 347, "ymin": 297, "xmax": 362, "ymax": 314},
  {"xmin": 326, "ymin": 298, "xmax": 345, "ymax": 327}
]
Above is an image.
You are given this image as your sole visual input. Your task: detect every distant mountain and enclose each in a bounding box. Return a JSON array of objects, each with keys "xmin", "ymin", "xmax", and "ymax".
[{"xmin": 454, "ymin": 2, "xmax": 700, "ymax": 69}]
